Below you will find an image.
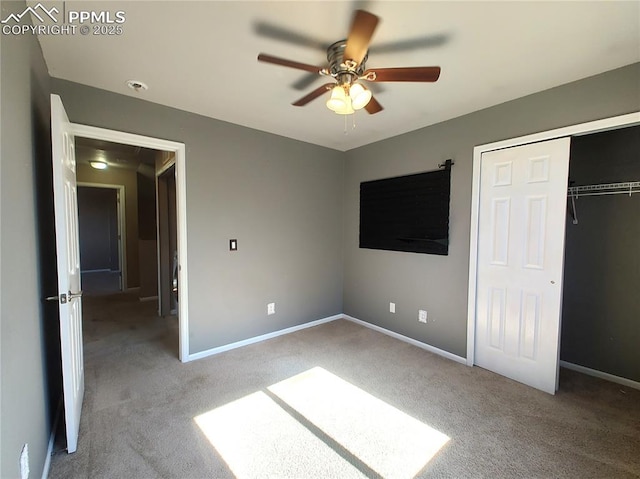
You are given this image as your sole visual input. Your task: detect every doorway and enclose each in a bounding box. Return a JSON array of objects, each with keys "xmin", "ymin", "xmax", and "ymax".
[
  {"xmin": 70, "ymin": 123, "xmax": 189, "ymax": 362},
  {"xmin": 77, "ymin": 184, "xmax": 124, "ymax": 294},
  {"xmin": 467, "ymin": 112, "xmax": 640, "ymax": 393}
]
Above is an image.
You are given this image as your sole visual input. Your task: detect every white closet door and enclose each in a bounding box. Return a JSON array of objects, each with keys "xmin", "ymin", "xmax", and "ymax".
[{"xmin": 475, "ymin": 138, "xmax": 570, "ymax": 394}]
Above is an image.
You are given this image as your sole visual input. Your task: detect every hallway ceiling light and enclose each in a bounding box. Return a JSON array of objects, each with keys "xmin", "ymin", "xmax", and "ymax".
[{"xmin": 90, "ymin": 161, "xmax": 108, "ymax": 170}]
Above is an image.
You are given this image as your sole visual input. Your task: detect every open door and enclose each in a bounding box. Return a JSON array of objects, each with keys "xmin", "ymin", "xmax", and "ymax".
[
  {"xmin": 50, "ymin": 94, "xmax": 84, "ymax": 452},
  {"xmin": 474, "ymin": 138, "xmax": 570, "ymax": 394},
  {"xmin": 157, "ymin": 163, "xmax": 178, "ymax": 317}
]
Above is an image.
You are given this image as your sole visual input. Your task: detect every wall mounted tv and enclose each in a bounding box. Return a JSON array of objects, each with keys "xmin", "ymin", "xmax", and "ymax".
[{"xmin": 359, "ymin": 161, "xmax": 452, "ymax": 255}]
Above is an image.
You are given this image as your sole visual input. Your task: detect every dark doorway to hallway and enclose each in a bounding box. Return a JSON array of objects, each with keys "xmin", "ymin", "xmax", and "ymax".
[{"xmin": 78, "ymin": 186, "xmax": 122, "ymax": 294}]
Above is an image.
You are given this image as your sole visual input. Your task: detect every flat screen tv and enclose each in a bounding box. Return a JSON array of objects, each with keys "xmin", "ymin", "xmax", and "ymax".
[{"xmin": 359, "ymin": 162, "xmax": 451, "ymax": 255}]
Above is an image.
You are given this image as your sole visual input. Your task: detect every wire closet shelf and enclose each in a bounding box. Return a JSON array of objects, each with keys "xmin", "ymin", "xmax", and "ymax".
[{"xmin": 568, "ymin": 181, "xmax": 640, "ymax": 197}]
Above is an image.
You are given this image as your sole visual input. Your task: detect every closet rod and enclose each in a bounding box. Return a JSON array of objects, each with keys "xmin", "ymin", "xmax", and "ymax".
[{"xmin": 568, "ymin": 181, "xmax": 640, "ymax": 197}]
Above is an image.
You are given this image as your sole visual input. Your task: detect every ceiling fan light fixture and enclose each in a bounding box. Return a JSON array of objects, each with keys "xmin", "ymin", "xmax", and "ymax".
[
  {"xmin": 334, "ymin": 101, "xmax": 355, "ymax": 115},
  {"xmin": 326, "ymin": 85, "xmax": 348, "ymax": 112},
  {"xmin": 349, "ymin": 82, "xmax": 372, "ymax": 110},
  {"xmin": 90, "ymin": 161, "xmax": 108, "ymax": 170}
]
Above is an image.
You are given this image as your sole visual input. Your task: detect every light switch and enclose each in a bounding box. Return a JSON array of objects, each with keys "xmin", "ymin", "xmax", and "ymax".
[{"xmin": 230, "ymin": 239, "xmax": 237, "ymax": 251}]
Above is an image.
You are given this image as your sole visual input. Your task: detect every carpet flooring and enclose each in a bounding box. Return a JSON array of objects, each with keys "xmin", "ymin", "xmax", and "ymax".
[{"xmin": 48, "ymin": 293, "xmax": 640, "ymax": 478}]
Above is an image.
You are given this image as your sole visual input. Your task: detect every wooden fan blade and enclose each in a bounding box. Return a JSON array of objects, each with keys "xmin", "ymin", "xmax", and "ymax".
[
  {"xmin": 343, "ymin": 10, "xmax": 380, "ymax": 66},
  {"xmin": 364, "ymin": 66, "xmax": 441, "ymax": 82},
  {"xmin": 365, "ymin": 96, "xmax": 383, "ymax": 114},
  {"xmin": 258, "ymin": 54, "xmax": 324, "ymax": 74},
  {"xmin": 292, "ymin": 83, "xmax": 335, "ymax": 106},
  {"xmin": 253, "ymin": 22, "xmax": 327, "ymax": 51}
]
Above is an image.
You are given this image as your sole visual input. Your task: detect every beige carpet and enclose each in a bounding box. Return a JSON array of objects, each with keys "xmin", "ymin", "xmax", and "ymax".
[{"xmin": 48, "ymin": 293, "xmax": 640, "ymax": 478}]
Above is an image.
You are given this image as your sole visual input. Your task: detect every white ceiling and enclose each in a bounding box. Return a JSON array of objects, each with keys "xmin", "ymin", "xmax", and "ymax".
[{"xmin": 32, "ymin": 1, "xmax": 640, "ymax": 151}]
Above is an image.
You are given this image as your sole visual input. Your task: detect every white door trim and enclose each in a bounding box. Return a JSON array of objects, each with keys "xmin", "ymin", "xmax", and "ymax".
[
  {"xmin": 467, "ymin": 112, "xmax": 640, "ymax": 366},
  {"xmin": 77, "ymin": 182, "xmax": 127, "ymax": 290},
  {"xmin": 155, "ymin": 157, "xmax": 177, "ymax": 317},
  {"xmin": 70, "ymin": 123, "xmax": 190, "ymax": 363}
]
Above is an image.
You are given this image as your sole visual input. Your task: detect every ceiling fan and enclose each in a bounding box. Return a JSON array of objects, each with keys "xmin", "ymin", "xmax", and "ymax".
[{"xmin": 257, "ymin": 10, "xmax": 441, "ymax": 115}]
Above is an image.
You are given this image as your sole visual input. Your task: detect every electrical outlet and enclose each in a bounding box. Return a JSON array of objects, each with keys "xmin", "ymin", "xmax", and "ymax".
[
  {"xmin": 20, "ymin": 444, "xmax": 29, "ymax": 479},
  {"xmin": 418, "ymin": 310, "xmax": 427, "ymax": 323},
  {"xmin": 267, "ymin": 303, "xmax": 275, "ymax": 315},
  {"xmin": 389, "ymin": 302, "xmax": 396, "ymax": 313}
]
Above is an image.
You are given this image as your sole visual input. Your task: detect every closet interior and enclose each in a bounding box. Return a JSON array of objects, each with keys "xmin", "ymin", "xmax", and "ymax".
[{"xmin": 561, "ymin": 125, "xmax": 639, "ymax": 384}]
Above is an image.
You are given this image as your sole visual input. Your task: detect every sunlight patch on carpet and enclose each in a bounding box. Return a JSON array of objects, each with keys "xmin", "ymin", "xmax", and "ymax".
[
  {"xmin": 269, "ymin": 367, "xmax": 450, "ymax": 478},
  {"xmin": 194, "ymin": 390, "xmax": 367, "ymax": 478},
  {"xmin": 195, "ymin": 367, "xmax": 449, "ymax": 478}
]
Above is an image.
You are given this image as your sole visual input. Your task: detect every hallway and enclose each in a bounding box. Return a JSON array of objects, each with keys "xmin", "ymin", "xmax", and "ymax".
[{"xmin": 81, "ymin": 293, "xmax": 177, "ymax": 350}]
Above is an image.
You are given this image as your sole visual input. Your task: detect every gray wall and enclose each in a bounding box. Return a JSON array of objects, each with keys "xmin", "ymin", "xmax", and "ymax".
[
  {"xmin": 1, "ymin": 1, "xmax": 55, "ymax": 477},
  {"xmin": 52, "ymin": 79, "xmax": 345, "ymax": 354},
  {"xmin": 561, "ymin": 126, "xmax": 640, "ymax": 381},
  {"xmin": 343, "ymin": 63, "xmax": 640, "ymax": 357},
  {"xmin": 1, "ymin": 7, "xmax": 637, "ymax": 474}
]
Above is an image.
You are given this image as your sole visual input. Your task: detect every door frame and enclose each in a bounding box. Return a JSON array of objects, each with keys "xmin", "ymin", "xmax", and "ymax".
[
  {"xmin": 70, "ymin": 123, "xmax": 190, "ymax": 362},
  {"xmin": 156, "ymin": 162, "xmax": 177, "ymax": 317},
  {"xmin": 77, "ymin": 182, "xmax": 127, "ymax": 290},
  {"xmin": 467, "ymin": 112, "xmax": 640, "ymax": 367}
]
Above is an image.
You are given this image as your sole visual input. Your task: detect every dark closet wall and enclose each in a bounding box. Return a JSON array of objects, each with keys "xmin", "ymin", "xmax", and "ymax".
[{"xmin": 561, "ymin": 126, "xmax": 640, "ymax": 382}]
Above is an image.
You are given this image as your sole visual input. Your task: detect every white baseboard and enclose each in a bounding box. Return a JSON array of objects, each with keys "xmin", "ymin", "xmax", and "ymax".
[
  {"xmin": 560, "ymin": 360, "xmax": 640, "ymax": 390},
  {"xmin": 187, "ymin": 314, "xmax": 343, "ymax": 362},
  {"xmin": 139, "ymin": 295, "xmax": 158, "ymax": 302},
  {"xmin": 42, "ymin": 399, "xmax": 62, "ymax": 479},
  {"xmin": 126, "ymin": 287, "xmax": 140, "ymax": 293},
  {"xmin": 343, "ymin": 315, "xmax": 467, "ymax": 365}
]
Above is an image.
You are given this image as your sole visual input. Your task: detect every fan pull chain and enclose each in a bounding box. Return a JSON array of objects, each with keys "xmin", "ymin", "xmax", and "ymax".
[{"xmin": 343, "ymin": 114, "xmax": 358, "ymax": 135}]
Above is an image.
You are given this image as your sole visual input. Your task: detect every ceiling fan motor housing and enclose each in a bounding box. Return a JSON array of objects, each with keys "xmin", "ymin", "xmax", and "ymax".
[{"xmin": 327, "ymin": 40, "xmax": 367, "ymax": 84}]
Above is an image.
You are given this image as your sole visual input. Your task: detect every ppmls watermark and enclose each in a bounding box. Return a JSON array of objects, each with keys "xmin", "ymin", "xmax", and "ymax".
[{"xmin": 1, "ymin": 2, "xmax": 125, "ymax": 36}]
